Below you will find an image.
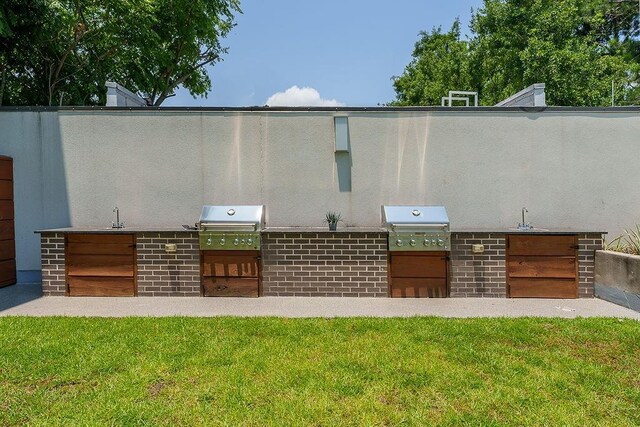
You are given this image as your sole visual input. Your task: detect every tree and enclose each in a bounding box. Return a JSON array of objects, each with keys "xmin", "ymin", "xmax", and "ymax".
[
  {"xmin": 0, "ymin": 0, "xmax": 48, "ymax": 105},
  {"xmin": 392, "ymin": 0, "xmax": 640, "ymax": 106},
  {"xmin": 392, "ymin": 20, "xmax": 473, "ymax": 106},
  {"xmin": 0, "ymin": 0, "xmax": 241, "ymax": 106}
]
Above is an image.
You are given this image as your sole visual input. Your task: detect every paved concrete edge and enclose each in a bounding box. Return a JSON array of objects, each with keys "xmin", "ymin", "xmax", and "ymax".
[{"xmin": 1, "ymin": 283, "xmax": 639, "ymax": 319}]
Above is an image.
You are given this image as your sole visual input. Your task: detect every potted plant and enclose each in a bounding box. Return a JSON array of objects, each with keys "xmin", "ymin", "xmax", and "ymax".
[{"xmin": 324, "ymin": 211, "xmax": 342, "ymax": 231}]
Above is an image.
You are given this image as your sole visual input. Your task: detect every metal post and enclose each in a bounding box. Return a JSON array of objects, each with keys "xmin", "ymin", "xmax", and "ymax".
[{"xmin": 612, "ymin": 80, "xmax": 615, "ymax": 106}]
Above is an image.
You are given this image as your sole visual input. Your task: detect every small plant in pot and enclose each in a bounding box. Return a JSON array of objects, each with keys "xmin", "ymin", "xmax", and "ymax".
[{"xmin": 324, "ymin": 211, "xmax": 342, "ymax": 231}]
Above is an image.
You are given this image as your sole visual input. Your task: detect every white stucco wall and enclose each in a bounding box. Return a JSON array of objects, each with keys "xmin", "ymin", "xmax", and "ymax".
[{"xmin": 1, "ymin": 108, "xmax": 639, "ymax": 273}]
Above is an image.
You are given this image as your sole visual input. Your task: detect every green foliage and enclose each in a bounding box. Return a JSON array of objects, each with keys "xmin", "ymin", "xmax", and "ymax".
[
  {"xmin": 392, "ymin": 0, "xmax": 640, "ymax": 106},
  {"xmin": 0, "ymin": 0, "xmax": 241, "ymax": 106},
  {"xmin": 323, "ymin": 211, "xmax": 343, "ymax": 225},
  {"xmin": 1, "ymin": 317, "xmax": 639, "ymax": 425},
  {"xmin": 392, "ymin": 20, "xmax": 473, "ymax": 106},
  {"xmin": 605, "ymin": 225, "xmax": 640, "ymax": 255}
]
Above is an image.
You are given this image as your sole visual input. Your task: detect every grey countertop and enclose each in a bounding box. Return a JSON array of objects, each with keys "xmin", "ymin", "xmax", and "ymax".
[
  {"xmin": 36, "ymin": 226, "xmax": 387, "ymax": 234},
  {"xmin": 451, "ymin": 228, "xmax": 607, "ymax": 235},
  {"xmin": 35, "ymin": 227, "xmax": 198, "ymax": 234},
  {"xmin": 262, "ymin": 227, "xmax": 388, "ymax": 233},
  {"xmin": 35, "ymin": 226, "xmax": 606, "ymax": 235}
]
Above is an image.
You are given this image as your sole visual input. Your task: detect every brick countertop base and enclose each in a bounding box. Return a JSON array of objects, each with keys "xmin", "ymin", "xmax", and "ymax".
[{"xmin": 261, "ymin": 232, "xmax": 388, "ymax": 297}]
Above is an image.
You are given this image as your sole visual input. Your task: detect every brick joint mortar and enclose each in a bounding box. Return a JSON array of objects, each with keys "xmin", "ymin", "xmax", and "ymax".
[
  {"xmin": 136, "ymin": 233, "xmax": 200, "ymax": 296},
  {"xmin": 40, "ymin": 233, "xmax": 66, "ymax": 296},
  {"xmin": 449, "ymin": 233, "xmax": 507, "ymax": 298},
  {"xmin": 261, "ymin": 232, "xmax": 388, "ymax": 297},
  {"xmin": 577, "ymin": 233, "xmax": 602, "ymax": 298}
]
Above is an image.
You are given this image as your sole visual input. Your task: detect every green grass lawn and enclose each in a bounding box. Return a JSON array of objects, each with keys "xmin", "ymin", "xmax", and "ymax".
[{"xmin": 1, "ymin": 317, "xmax": 639, "ymax": 426}]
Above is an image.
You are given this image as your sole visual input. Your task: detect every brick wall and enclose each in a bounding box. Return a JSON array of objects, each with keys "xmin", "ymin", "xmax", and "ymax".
[
  {"xmin": 449, "ymin": 233, "xmax": 507, "ymax": 297},
  {"xmin": 39, "ymin": 230, "xmax": 601, "ymax": 298},
  {"xmin": 578, "ymin": 233, "xmax": 602, "ymax": 298},
  {"xmin": 261, "ymin": 232, "xmax": 388, "ymax": 297},
  {"xmin": 136, "ymin": 232, "xmax": 200, "ymax": 296},
  {"xmin": 40, "ymin": 232, "xmax": 66, "ymax": 296}
]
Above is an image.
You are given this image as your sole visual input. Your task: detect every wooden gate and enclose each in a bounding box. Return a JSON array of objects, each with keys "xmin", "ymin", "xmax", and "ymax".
[{"xmin": 0, "ymin": 156, "xmax": 16, "ymax": 287}]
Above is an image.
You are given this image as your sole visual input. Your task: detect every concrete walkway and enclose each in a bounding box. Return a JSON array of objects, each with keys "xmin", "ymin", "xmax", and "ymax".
[{"xmin": 1, "ymin": 283, "xmax": 639, "ymax": 319}]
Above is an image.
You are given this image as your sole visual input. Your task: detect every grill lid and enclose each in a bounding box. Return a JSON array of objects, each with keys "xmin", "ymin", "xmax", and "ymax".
[
  {"xmin": 382, "ymin": 205, "xmax": 449, "ymax": 230},
  {"xmin": 199, "ymin": 205, "xmax": 264, "ymax": 230}
]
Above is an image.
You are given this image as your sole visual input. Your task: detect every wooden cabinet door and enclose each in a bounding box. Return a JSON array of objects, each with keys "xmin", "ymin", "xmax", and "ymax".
[
  {"xmin": 390, "ymin": 278, "xmax": 447, "ymax": 298},
  {"xmin": 202, "ymin": 277, "xmax": 260, "ymax": 297},
  {"xmin": 508, "ymin": 256, "xmax": 577, "ymax": 279},
  {"xmin": 390, "ymin": 255, "xmax": 447, "ymax": 278},
  {"xmin": 65, "ymin": 234, "xmax": 136, "ymax": 296},
  {"xmin": 508, "ymin": 235, "xmax": 577, "ymax": 256},
  {"xmin": 0, "ymin": 156, "xmax": 15, "ymax": 288},
  {"xmin": 508, "ymin": 278, "xmax": 578, "ymax": 298},
  {"xmin": 389, "ymin": 251, "xmax": 448, "ymax": 298},
  {"xmin": 507, "ymin": 235, "xmax": 578, "ymax": 298},
  {"xmin": 201, "ymin": 250, "xmax": 260, "ymax": 297},
  {"xmin": 202, "ymin": 252, "xmax": 259, "ymax": 277}
]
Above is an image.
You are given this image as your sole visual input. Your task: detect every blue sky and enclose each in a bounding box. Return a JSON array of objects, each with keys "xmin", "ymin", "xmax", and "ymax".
[{"xmin": 164, "ymin": 1, "xmax": 482, "ymax": 107}]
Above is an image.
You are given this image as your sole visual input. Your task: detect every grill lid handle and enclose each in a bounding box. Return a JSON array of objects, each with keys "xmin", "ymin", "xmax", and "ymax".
[
  {"xmin": 390, "ymin": 223, "xmax": 449, "ymax": 229},
  {"xmin": 200, "ymin": 222, "xmax": 258, "ymax": 231}
]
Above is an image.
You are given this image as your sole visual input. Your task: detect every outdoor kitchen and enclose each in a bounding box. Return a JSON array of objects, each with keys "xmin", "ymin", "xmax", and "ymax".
[
  {"xmin": 1, "ymin": 107, "xmax": 627, "ymax": 300},
  {"xmin": 4, "ymin": 2, "xmax": 640, "ymax": 424},
  {"xmin": 35, "ymin": 203, "xmax": 603, "ymax": 299}
]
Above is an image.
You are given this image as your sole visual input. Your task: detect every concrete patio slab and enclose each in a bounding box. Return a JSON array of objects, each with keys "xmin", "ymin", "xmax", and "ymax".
[{"xmin": 1, "ymin": 283, "xmax": 639, "ymax": 319}]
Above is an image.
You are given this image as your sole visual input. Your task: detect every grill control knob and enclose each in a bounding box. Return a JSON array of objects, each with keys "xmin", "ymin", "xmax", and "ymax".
[
  {"xmin": 247, "ymin": 238, "xmax": 253, "ymax": 245},
  {"xmin": 410, "ymin": 239, "xmax": 416, "ymax": 247},
  {"xmin": 437, "ymin": 239, "xmax": 444, "ymax": 247},
  {"xmin": 241, "ymin": 238, "xmax": 246, "ymax": 245},
  {"xmin": 396, "ymin": 239, "xmax": 403, "ymax": 247},
  {"xmin": 424, "ymin": 239, "xmax": 430, "ymax": 246},
  {"xmin": 206, "ymin": 237, "xmax": 212, "ymax": 246},
  {"xmin": 233, "ymin": 238, "xmax": 239, "ymax": 246},
  {"xmin": 219, "ymin": 238, "xmax": 225, "ymax": 246},
  {"xmin": 431, "ymin": 239, "xmax": 437, "ymax": 245}
]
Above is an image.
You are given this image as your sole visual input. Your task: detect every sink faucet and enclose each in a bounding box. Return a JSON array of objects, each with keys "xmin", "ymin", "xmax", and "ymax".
[
  {"xmin": 517, "ymin": 207, "xmax": 531, "ymax": 231},
  {"xmin": 112, "ymin": 206, "xmax": 125, "ymax": 229}
]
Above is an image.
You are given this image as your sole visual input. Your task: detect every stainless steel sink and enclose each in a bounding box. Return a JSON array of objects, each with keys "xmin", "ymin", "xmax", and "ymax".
[{"xmin": 513, "ymin": 207, "xmax": 548, "ymax": 231}]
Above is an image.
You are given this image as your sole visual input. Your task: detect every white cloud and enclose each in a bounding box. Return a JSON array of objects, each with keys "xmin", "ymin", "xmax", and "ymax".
[{"xmin": 265, "ymin": 85, "xmax": 345, "ymax": 107}]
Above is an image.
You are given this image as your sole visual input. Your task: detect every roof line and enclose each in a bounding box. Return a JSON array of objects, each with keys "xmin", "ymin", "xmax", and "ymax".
[{"xmin": 0, "ymin": 106, "xmax": 639, "ymax": 113}]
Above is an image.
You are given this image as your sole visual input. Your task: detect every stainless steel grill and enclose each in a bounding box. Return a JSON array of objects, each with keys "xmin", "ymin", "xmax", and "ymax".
[
  {"xmin": 382, "ymin": 205, "xmax": 450, "ymax": 251},
  {"xmin": 199, "ymin": 205, "xmax": 264, "ymax": 250}
]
